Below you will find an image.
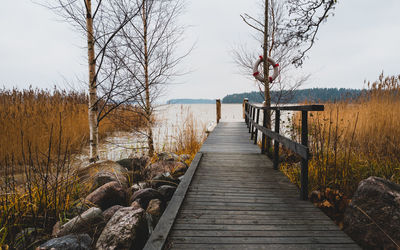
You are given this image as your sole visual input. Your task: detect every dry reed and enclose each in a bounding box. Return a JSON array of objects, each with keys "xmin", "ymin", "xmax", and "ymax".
[
  {"xmin": 281, "ymin": 74, "xmax": 400, "ymax": 197},
  {"xmin": 156, "ymin": 106, "xmax": 207, "ymax": 164},
  {"xmin": 0, "ymin": 88, "xmax": 144, "ymax": 167}
]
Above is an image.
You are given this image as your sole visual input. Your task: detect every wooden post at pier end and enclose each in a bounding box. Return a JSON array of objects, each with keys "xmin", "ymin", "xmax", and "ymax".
[
  {"xmin": 216, "ymin": 99, "xmax": 221, "ymax": 123},
  {"xmin": 242, "ymin": 98, "xmax": 249, "ymax": 119}
]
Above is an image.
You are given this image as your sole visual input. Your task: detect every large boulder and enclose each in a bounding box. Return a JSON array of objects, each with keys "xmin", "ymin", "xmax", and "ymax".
[
  {"xmin": 344, "ymin": 176, "xmax": 400, "ymax": 249},
  {"xmin": 179, "ymin": 154, "xmax": 191, "ymax": 162},
  {"xmin": 39, "ymin": 234, "xmax": 92, "ymax": 250},
  {"xmin": 157, "ymin": 152, "xmax": 179, "ymax": 162},
  {"xmin": 171, "ymin": 162, "xmax": 188, "ymax": 178},
  {"xmin": 130, "ymin": 188, "xmax": 163, "ymax": 209},
  {"xmin": 95, "ymin": 207, "xmax": 148, "ymax": 250},
  {"xmin": 85, "ymin": 181, "xmax": 127, "ymax": 210},
  {"xmin": 151, "ymin": 172, "xmax": 179, "ymax": 188},
  {"xmin": 117, "ymin": 156, "xmax": 149, "ymax": 171},
  {"xmin": 146, "ymin": 199, "xmax": 164, "ymax": 234},
  {"xmin": 102, "ymin": 205, "xmax": 124, "ymax": 223},
  {"xmin": 145, "ymin": 161, "xmax": 186, "ymax": 180},
  {"xmin": 56, "ymin": 207, "xmax": 104, "ymax": 237},
  {"xmin": 158, "ymin": 185, "xmax": 176, "ymax": 201},
  {"xmin": 76, "ymin": 160, "xmax": 128, "ymax": 190}
]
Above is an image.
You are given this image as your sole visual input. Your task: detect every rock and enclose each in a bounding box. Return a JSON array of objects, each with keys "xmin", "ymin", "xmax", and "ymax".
[
  {"xmin": 179, "ymin": 154, "xmax": 191, "ymax": 162},
  {"xmin": 39, "ymin": 234, "xmax": 92, "ymax": 250},
  {"xmin": 151, "ymin": 172, "xmax": 179, "ymax": 188},
  {"xmin": 158, "ymin": 152, "xmax": 179, "ymax": 162},
  {"xmin": 145, "ymin": 162, "xmax": 170, "ymax": 179},
  {"xmin": 128, "ymin": 184, "xmax": 141, "ymax": 195},
  {"xmin": 57, "ymin": 207, "xmax": 104, "ymax": 237},
  {"xmin": 76, "ymin": 160, "xmax": 128, "ymax": 190},
  {"xmin": 52, "ymin": 221, "xmax": 62, "ymax": 237},
  {"xmin": 158, "ymin": 185, "xmax": 176, "ymax": 201},
  {"xmin": 146, "ymin": 199, "xmax": 164, "ymax": 231},
  {"xmin": 95, "ymin": 207, "xmax": 148, "ymax": 250},
  {"xmin": 343, "ymin": 176, "xmax": 400, "ymax": 249},
  {"xmin": 147, "ymin": 199, "xmax": 163, "ymax": 217},
  {"xmin": 146, "ymin": 199, "xmax": 163, "ymax": 234},
  {"xmin": 85, "ymin": 181, "xmax": 127, "ymax": 210},
  {"xmin": 93, "ymin": 170, "xmax": 128, "ymax": 190},
  {"xmin": 131, "ymin": 201, "xmax": 142, "ymax": 210},
  {"xmin": 118, "ymin": 156, "xmax": 149, "ymax": 171},
  {"xmin": 171, "ymin": 162, "xmax": 188, "ymax": 178},
  {"xmin": 102, "ymin": 205, "xmax": 124, "ymax": 223},
  {"xmin": 138, "ymin": 181, "xmax": 150, "ymax": 189},
  {"xmin": 130, "ymin": 188, "xmax": 163, "ymax": 209}
]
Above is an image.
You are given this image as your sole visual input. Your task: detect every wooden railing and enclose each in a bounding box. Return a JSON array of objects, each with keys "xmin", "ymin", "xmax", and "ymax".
[{"xmin": 244, "ymin": 101, "xmax": 324, "ymax": 200}]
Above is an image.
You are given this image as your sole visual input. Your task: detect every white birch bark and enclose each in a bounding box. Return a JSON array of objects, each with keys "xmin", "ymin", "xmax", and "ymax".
[{"xmin": 85, "ymin": 0, "xmax": 99, "ymax": 162}]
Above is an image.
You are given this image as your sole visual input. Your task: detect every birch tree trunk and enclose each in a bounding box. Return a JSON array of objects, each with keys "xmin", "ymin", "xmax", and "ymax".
[
  {"xmin": 85, "ymin": 0, "xmax": 99, "ymax": 162},
  {"xmin": 142, "ymin": 0, "xmax": 154, "ymax": 157}
]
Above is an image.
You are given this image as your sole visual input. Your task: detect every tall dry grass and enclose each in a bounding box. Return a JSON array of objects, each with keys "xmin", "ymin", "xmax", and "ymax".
[
  {"xmin": 0, "ymin": 88, "xmax": 144, "ymax": 166},
  {"xmin": 156, "ymin": 106, "xmax": 207, "ymax": 164},
  {"xmin": 0, "ymin": 128, "xmax": 84, "ymax": 249},
  {"xmin": 282, "ymin": 74, "xmax": 400, "ymax": 197}
]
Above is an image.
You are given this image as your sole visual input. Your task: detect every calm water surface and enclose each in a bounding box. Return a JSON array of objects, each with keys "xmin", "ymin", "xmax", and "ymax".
[{"xmin": 97, "ymin": 104, "xmax": 293, "ymax": 161}]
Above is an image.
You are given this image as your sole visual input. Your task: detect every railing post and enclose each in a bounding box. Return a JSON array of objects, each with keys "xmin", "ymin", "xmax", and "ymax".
[
  {"xmin": 300, "ymin": 111, "xmax": 309, "ymax": 200},
  {"xmin": 243, "ymin": 98, "xmax": 248, "ymax": 121},
  {"xmin": 250, "ymin": 106, "xmax": 256, "ymax": 139},
  {"xmin": 216, "ymin": 99, "xmax": 221, "ymax": 124},
  {"xmin": 254, "ymin": 108, "xmax": 260, "ymax": 145},
  {"xmin": 248, "ymin": 105, "xmax": 253, "ymax": 133},
  {"xmin": 273, "ymin": 110, "xmax": 280, "ymax": 170},
  {"xmin": 261, "ymin": 108, "xmax": 267, "ymax": 154}
]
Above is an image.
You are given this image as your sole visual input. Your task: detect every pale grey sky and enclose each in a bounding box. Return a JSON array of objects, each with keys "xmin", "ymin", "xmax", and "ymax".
[{"xmin": 1, "ymin": 1, "xmax": 399, "ymax": 102}]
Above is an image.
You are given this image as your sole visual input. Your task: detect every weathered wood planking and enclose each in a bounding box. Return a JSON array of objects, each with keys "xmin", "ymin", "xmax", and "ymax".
[{"xmin": 146, "ymin": 122, "xmax": 359, "ymax": 250}]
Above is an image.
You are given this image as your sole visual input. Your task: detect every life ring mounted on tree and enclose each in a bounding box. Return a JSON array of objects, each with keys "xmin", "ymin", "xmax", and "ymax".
[{"xmin": 253, "ymin": 56, "xmax": 279, "ymax": 83}]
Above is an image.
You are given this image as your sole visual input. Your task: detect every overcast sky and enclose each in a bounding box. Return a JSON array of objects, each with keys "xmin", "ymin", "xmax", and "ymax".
[{"xmin": 1, "ymin": 0, "xmax": 399, "ymax": 102}]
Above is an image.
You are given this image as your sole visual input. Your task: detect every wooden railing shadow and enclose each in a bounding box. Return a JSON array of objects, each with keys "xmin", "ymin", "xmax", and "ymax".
[{"xmin": 244, "ymin": 101, "xmax": 324, "ymax": 200}]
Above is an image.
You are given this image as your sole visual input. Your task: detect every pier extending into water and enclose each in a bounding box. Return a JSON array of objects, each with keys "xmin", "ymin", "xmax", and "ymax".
[{"xmin": 144, "ymin": 104, "xmax": 359, "ymax": 249}]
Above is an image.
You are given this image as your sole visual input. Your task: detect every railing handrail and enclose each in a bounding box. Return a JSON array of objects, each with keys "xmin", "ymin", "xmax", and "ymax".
[
  {"xmin": 253, "ymin": 104, "xmax": 324, "ymax": 111},
  {"xmin": 244, "ymin": 101, "xmax": 324, "ymax": 200}
]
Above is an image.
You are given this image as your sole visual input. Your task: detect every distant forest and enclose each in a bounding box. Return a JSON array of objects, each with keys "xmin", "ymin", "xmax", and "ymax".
[{"xmin": 222, "ymin": 88, "xmax": 363, "ymax": 104}]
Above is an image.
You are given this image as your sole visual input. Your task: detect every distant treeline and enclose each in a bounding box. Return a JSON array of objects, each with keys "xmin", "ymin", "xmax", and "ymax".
[{"xmin": 222, "ymin": 88, "xmax": 364, "ymax": 104}]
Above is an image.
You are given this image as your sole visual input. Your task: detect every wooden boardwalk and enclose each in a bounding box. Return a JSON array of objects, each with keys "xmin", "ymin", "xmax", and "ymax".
[{"xmin": 145, "ymin": 122, "xmax": 359, "ymax": 250}]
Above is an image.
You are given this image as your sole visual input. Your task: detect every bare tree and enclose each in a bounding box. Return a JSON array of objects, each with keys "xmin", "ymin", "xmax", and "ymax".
[
  {"xmin": 235, "ymin": 0, "xmax": 335, "ymax": 122},
  {"xmin": 111, "ymin": 0, "xmax": 190, "ymax": 157},
  {"xmin": 44, "ymin": 0, "xmax": 143, "ymax": 162}
]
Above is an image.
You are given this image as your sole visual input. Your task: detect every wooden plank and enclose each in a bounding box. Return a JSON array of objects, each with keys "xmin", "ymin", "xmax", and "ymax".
[
  {"xmin": 170, "ymin": 230, "xmax": 348, "ymax": 237},
  {"xmin": 170, "ymin": 243, "xmax": 359, "ymax": 250},
  {"xmin": 169, "ymin": 236, "xmax": 355, "ymax": 244},
  {"xmin": 174, "ymin": 218, "xmax": 336, "ymax": 225},
  {"xmin": 143, "ymin": 153, "xmax": 203, "ymax": 250},
  {"xmin": 172, "ymin": 224, "xmax": 341, "ymax": 231},
  {"xmin": 179, "ymin": 201, "xmax": 316, "ymax": 208},
  {"xmin": 177, "ymin": 210, "xmax": 330, "ymax": 221},
  {"xmin": 177, "ymin": 210, "xmax": 327, "ymax": 217}
]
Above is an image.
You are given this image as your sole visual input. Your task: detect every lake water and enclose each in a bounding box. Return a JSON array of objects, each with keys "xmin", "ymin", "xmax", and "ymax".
[{"xmin": 98, "ymin": 104, "xmax": 293, "ymax": 161}]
